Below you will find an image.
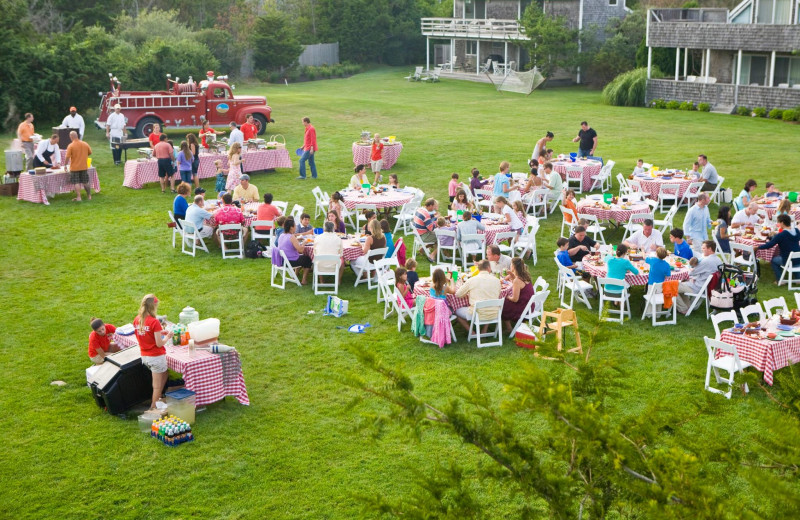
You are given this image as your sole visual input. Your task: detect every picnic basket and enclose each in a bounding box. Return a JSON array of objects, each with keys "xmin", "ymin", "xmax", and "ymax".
[{"xmin": 267, "ymin": 134, "xmax": 286, "ymax": 149}]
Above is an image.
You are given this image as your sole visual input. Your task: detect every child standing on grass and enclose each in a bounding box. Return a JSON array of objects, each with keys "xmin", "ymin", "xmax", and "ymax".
[
  {"xmin": 214, "ymin": 159, "xmax": 228, "ymax": 193},
  {"xmin": 448, "ymin": 173, "xmax": 460, "ymax": 203},
  {"xmin": 405, "ymin": 258, "xmax": 419, "ymax": 290}
]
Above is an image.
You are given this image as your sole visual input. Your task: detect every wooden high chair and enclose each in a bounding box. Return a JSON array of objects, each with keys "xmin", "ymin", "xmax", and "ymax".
[{"xmin": 537, "ymin": 308, "xmax": 582, "ymax": 356}]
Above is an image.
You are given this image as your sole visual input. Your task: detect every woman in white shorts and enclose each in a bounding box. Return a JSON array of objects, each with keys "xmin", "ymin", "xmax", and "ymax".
[{"xmin": 133, "ymin": 294, "xmax": 173, "ymax": 410}]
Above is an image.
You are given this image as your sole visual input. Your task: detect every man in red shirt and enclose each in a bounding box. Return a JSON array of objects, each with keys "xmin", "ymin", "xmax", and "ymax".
[
  {"xmin": 298, "ymin": 116, "xmax": 318, "ymax": 180},
  {"xmin": 148, "ymin": 123, "xmax": 163, "ymax": 148},
  {"xmin": 214, "ymin": 192, "xmax": 248, "ymax": 242},
  {"xmin": 87, "ymin": 318, "xmax": 120, "ymax": 365},
  {"xmin": 241, "ymin": 114, "xmax": 258, "ymax": 141},
  {"xmin": 256, "ymin": 192, "xmax": 283, "ymax": 231}
]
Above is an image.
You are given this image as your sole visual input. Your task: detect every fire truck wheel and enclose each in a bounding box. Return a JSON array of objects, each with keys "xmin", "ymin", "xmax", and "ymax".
[
  {"xmin": 253, "ymin": 114, "xmax": 268, "ymax": 135},
  {"xmin": 135, "ymin": 117, "xmax": 162, "ymax": 139}
]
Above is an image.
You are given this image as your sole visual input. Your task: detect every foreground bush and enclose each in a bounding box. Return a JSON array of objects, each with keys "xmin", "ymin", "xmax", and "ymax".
[
  {"xmin": 697, "ymin": 102, "xmax": 710, "ymax": 112},
  {"xmin": 737, "ymin": 106, "xmax": 751, "ymax": 116},
  {"xmin": 769, "ymin": 108, "xmax": 784, "ymax": 119}
]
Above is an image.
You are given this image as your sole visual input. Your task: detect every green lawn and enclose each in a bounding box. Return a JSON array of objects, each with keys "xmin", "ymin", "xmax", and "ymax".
[{"xmin": 2, "ymin": 67, "xmax": 799, "ymax": 519}]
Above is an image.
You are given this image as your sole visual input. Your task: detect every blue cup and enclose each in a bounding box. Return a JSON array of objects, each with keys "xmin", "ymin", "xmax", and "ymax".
[
  {"xmin": 474, "ymin": 214, "xmax": 482, "ymax": 222},
  {"xmin": 313, "ymin": 227, "xmax": 323, "ymax": 235}
]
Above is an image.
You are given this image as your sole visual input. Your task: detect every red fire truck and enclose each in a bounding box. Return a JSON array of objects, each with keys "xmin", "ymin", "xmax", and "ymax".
[{"xmin": 94, "ymin": 73, "xmax": 274, "ymax": 138}]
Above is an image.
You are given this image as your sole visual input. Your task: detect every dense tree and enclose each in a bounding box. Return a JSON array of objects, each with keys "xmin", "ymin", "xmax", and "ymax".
[
  {"xmin": 251, "ymin": 12, "xmax": 304, "ymax": 72},
  {"xmin": 520, "ymin": 4, "xmax": 579, "ymax": 77}
]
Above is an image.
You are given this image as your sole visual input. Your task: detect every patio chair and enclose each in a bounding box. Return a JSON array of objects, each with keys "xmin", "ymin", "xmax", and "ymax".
[
  {"xmin": 168, "ymin": 210, "xmax": 181, "ymax": 248},
  {"xmin": 467, "ymin": 299, "xmax": 505, "ymax": 348},
  {"xmin": 250, "ymin": 220, "xmax": 275, "ymax": 252},
  {"xmin": 290, "ymin": 204, "xmax": 304, "ymax": 222},
  {"xmin": 355, "ymin": 203, "xmax": 377, "ymax": 232},
  {"xmin": 711, "ymin": 310, "xmax": 738, "ymax": 339},
  {"xmin": 621, "ymin": 212, "xmax": 654, "ymax": 242},
  {"xmin": 684, "ymin": 274, "xmax": 714, "ymax": 318},
  {"xmin": 680, "ymin": 182, "xmax": 704, "ymax": 208},
  {"xmin": 597, "ymin": 277, "xmax": 631, "ymax": 323},
  {"xmin": 709, "ymin": 176, "xmax": 726, "ymax": 205},
  {"xmin": 590, "ymin": 160, "xmax": 614, "ymax": 192},
  {"xmin": 493, "ymin": 231, "xmax": 517, "ymax": 256},
  {"xmin": 566, "ymin": 165, "xmax": 583, "ymax": 194},
  {"xmin": 421, "ymin": 67, "xmax": 441, "ymax": 83},
  {"xmin": 778, "ymin": 251, "xmax": 800, "ymax": 290},
  {"xmin": 641, "ymin": 282, "xmax": 677, "ymax": 326},
  {"xmin": 460, "ymin": 233, "xmax": 486, "ymax": 270},
  {"xmin": 526, "ymin": 189, "xmax": 550, "ymax": 218},
  {"xmin": 513, "ymin": 217, "xmax": 539, "ymax": 264},
  {"xmin": 533, "ymin": 276, "xmax": 549, "ymax": 293},
  {"xmin": 178, "ymin": 219, "xmax": 210, "ymax": 257},
  {"xmin": 474, "ymin": 189, "xmax": 494, "ymax": 212},
  {"xmin": 392, "ymin": 288, "xmax": 416, "ymax": 331},
  {"xmin": 353, "ymin": 247, "xmax": 388, "ymax": 289},
  {"xmin": 313, "ymin": 254, "xmax": 342, "ymax": 295},
  {"xmin": 738, "ymin": 302, "xmax": 764, "ymax": 323},
  {"xmin": 560, "ymin": 206, "xmax": 577, "ymax": 237},
  {"xmin": 413, "ymin": 232, "xmax": 435, "ymax": 261},
  {"xmin": 653, "ymin": 205, "xmax": 678, "ymax": 236},
  {"xmin": 479, "ymin": 59, "xmax": 493, "ymax": 74},
  {"xmin": 510, "ymin": 290, "xmax": 550, "ymax": 339},
  {"xmin": 312, "ymin": 186, "xmax": 329, "ymax": 219},
  {"xmin": 218, "ymin": 224, "xmax": 244, "ymax": 259},
  {"xmin": 730, "ymin": 242, "xmax": 757, "ymax": 273},
  {"xmin": 404, "ymin": 66, "xmax": 423, "ymax": 81},
  {"xmin": 558, "ymin": 264, "xmax": 593, "ymax": 310},
  {"xmin": 704, "ymin": 337, "xmax": 751, "ymax": 399},
  {"xmin": 270, "ymin": 248, "xmax": 302, "ymax": 289},
  {"xmin": 273, "ymin": 200, "xmax": 289, "ymax": 214},
  {"xmin": 657, "ymin": 183, "xmax": 680, "ymax": 213},
  {"xmin": 577, "ymin": 213, "xmax": 607, "ymax": 245},
  {"xmin": 435, "ymin": 228, "xmax": 459, "ymax": 266},
  {"xmin": 392, "ymin": 202, "xmax": 417, "ymax": 236}
]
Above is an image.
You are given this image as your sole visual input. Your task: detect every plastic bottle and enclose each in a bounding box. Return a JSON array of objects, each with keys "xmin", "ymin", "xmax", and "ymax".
[{"xmin": 188, "ymin": 339, "xmax": 196, "ymax": 358}]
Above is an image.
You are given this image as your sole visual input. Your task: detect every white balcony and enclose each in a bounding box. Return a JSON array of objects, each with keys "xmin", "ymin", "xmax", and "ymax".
[{"xmin": 421, "ymin": 17, "xmax": 528, "ymax": 41}]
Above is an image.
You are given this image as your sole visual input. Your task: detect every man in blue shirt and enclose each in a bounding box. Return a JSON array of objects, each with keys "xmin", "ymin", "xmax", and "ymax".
[
  {"xmin": 682, "ymin": 193, "xmax": 711, "ymax": 254},
  {"xmin": 492, "ymin": 161, "xmax": 512, "ymax": 198},
  {"xmin": 676, "ymin": 240, "xmax": 722, "ymax": 314},
  {"xmin": 646, "ymin": 247, "xmax": 672, "ymax": 285},
  {"xmin": 698, "ymin": 154, "xmax": 718, "ymax": 192},
  {"xmin": 758, "ymin": 214, "xmax": 800, "ymax": 283},
  {"xmin": 669, "ymin": 228, "xmax": 694, "ymax": 260},
  {"xmin": 185, "ymin": 194, "xmax": 215, "ymax": 240}
]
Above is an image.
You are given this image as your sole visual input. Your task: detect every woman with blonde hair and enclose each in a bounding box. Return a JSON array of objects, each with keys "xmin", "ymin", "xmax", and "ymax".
[
  {"xmin": 225, "ymin": 142, "xmax": 243, "ymax": 190},
  {"xmin": 133, "ymin": 294, "xmax": 173, "ymax": 411}
]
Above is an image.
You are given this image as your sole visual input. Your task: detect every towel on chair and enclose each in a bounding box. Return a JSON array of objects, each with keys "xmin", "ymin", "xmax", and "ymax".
[
  {"xmin": 395, "ymin": 239, "xmax": 406, "ymax": 267},
  {"xmin": 662, "ymin": 280, "xmax": 679, "ymax": 309},
  {"xmin": 428, "ymin": 298, "xmax": 452, "ymax": 348},
  {"xmin": 412, "ymin": 296, "xmax": 427, "ymax": 337}
]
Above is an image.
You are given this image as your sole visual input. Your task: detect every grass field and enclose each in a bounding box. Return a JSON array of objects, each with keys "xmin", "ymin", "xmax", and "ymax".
[{"xmin": 2, "ymin": 67, "xmax": 800, "ymax": 519}]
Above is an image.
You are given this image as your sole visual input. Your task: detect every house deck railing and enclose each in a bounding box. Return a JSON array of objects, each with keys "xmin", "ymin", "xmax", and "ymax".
[{"xmin": 421, "ymin": 18, "xmax": 528, "ymax": 41}]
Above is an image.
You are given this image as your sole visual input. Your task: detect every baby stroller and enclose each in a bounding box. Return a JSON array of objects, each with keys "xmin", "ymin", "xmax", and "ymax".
[{"xmin": 709, "ymin": 264, "xmax": 758, "ymax": 313}]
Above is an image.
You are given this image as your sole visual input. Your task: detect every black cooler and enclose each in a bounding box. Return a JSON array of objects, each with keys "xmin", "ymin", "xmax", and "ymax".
[{"xmin": 88, "ymin": 348, "xmax": 153, "ymax": 415}]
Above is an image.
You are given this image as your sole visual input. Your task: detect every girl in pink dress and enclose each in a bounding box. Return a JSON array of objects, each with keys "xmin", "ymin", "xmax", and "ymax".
[
  {"xmin": 395, "ymin": 267, "xmax": 415, "ymax": 309},
  {"xmin": 225, "ymin": 142, "xmax": 243, "ymax": 190}
]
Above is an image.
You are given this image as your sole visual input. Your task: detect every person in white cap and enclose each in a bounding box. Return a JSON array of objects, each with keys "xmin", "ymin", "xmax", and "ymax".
[
  {"xmin": 199, "ymin": 71, "xmax": 215, "ymax": 89},
  {"xmin": 105, "ymin": 104, "xmax": 127, "ymax": 165},
  {"xmin": 61, "ymin": 106, "xmax": 85, "ymax": 139}
]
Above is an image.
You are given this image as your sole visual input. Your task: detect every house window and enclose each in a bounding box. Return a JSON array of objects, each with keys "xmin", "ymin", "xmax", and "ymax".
[
  {"xmin": 774, "ymin": 56, "xmax": 800, "ymax": 87},
  {"xmin": 739, "ymin": 55, "xmax": 768, "ymax": 86},
  {"xmin": 609, "ymin": 0, "xmax": 618, "ymax": 5},
  {"xmin": 464, "ymin": 0, "xmax": 485, "ymax": 19},
  {"xmin": 466, "ymin": 41, "xmax": 477, "ymax": 56}
]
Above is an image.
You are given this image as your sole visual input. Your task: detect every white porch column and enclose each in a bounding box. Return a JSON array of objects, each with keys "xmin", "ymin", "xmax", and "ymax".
[
  {"xmin": 736, "ymin": 49, "xmax": 742, "ymax": 86},
  {"xmin": 683, "ymin": 48, "xmax": 688, "ymax": 77},
  {"xmin": 675, "ymin": 48, "xmax": 680, "ymax": 80},
  {"xmin": 769, "ymin": 51, "xmax": 776, "ymax": 87},
  {"xmin": 647, "ymin": 46, "xmax": 652, "ymax": 79},
  {"xmin": 504, "ymin": 41, "xmax": 508, "ymax": 72},
  {"xmin": 426, "ymin": 37, "xmax": 430, "ymax": 71},
  {"xmin": 705, "ymin": 48, "xmax": 711, "ymax": 78},
  {"xmin": 476, "ymin": 40, "xmax": 480, "ymax": 74},
  {"xmin": 451, "ymin": 38, "xmax": 455, "ymax": 71}
]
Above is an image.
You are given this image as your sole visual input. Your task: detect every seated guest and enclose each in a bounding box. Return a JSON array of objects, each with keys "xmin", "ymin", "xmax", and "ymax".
[
  {"xmin": 185, "ymin": 194, "xmax": 217, "ymax": 243},
  {"xmin": 562, "ymin": 189, "xmax": 578, "ymax": 223},
  {"xmin": 646, "ymin": 247, "xmax": 672, "ymax": 285},
  {"xmin": 469, "ymin": 168, "xmax": 488, "ymax": 195},
  {"xmin": 296, "ymin": 213, "xmax": 314, "ymax": 235},
  {"xmin": 350, "ymin": 164, "xmax": 370, "ymax": 189},
  {"xmin": 405, "ymin": 258, "xmax": 419, "ymax": 290},
  {"xmin": 567, "ymin": 225, "xmax": 598, "ymax": 263},
  {"xmin": 669, "ymin": 228, "xmax": 694, "ymax": 260},
  {"xmin": 232, "ymin": 174, "xmax": 259, "ymax": 203},
  {"xmin": 451, "ymin": 189, "xmax": 475, "ymax": 212},
  {"xmin": 380, "ymin": 219, "xmax": 395, "ymax": 258},
  {"xmin": 214, "ymin": 192, "xmax": 248, "ymax": 243},
  {"xmin": 731, "ymin": 202, "xmax": 763, "ymax": 228},
  {"xmin": 765, "ymin": 182, "xmax": 782, "ymax": 198},
  {"xmin": 777, "ymin": 198, "xmax": 793, "ymax": 216},
  {"xmin": 523, "ymin": 161, "xmax": 544, "ymax": 190},
  {"xmin": 605, "ymin": 244, "xmax": 639, "ymax": 293},
  {"xmin": 492, "ymin": 161, "xmax": 512, "ymax": 199},
  {"xmin": 314, "ymin": 221, "xmax": 344, "ymax": 279},
  {"xmin": 758, "ymin": 214, "xmax": 800, "ymax": 284},
  {"xmin": 87, "ymin": 318, "xmax": 120, "ymax": 365},
  {"xmin": 256, "ymin": 192, "xmax": 283, "ymax": 232},
  {"xmin": 623, "ymin": 219, "xmax": 664, "ymax": 252},
  {"xmin": 502, "ymin": 257, "xmax": 535, "ymax": 332},
  {"xmin": 413, "ymin": 198, "xmax": 439, "ymax": 261},
  {"xmin": 687, "ymin": 161, "xmax": 700, "ymax": 179},
  {"xmin": 327, "ymin": 211, "xmax": 346, "ymax": 234},
  {"xmin": 388, "ymin": 174, "xmax": 400, "ymax": 188},
  {"xmin": 556, "ymin": 237, "xmax": 577, "ymax": 271},
  {"xmin": 735, "ymin": 179, "xmax": 757, "ymax": 210},
  {"xmin": 486, "ymin": 244, "xmax": 512, "ymax": 275},
  {"xmin": 632, "ymin": 159, "xmax": 645, "ymax": 175},
  {"xmin": 274, "ymin": 216, "xmax": 287, "ymax": 240},
  {"xmin": 676, "ymin": 241, "xmax": 722, "ymax": 313},
  {"xmin": 276, "ymin": 218, "xmax": 312, "ymax": 285},
  {"xmin": 495, "ymin": 196, "xmax": 524, "ymax": 234},
  {"xmin": 362, "ymin": 210, "xmax": 377, "ymax": 235},
  {"xmin": 698, "ymin": 154, "xmax": 718, "ymax": 192},
  {"xmin": 429, "ymin": 268, "xmax": 456, "ymax": 300},
  {"xmin": 539, "ymin": 149, "xmax": 553, "ymax": 165},
  {"xmin": 544, "ymin": 162, "xmax": 562, "ymax": 202},
  {"xmin": 716, "ymin": 206, "xmax": 732, "ymax": 255},
  {"xmin": 454, "ymin": 259, "xmax": 501, "ymax": 331},
  {"xmin": 395, "ymin": 267, "xmax": 416, "ymax": 309},
  {"xmin": 328, "ymin": 191, "xmax": 345, "ymax": 217},
  {"xmin": 352, "ymin": 219, "xmax": 387, "ymax": 279},
  {"xmin": 173, "ymin": 182, "xmax": 191, "ymax": 225}
]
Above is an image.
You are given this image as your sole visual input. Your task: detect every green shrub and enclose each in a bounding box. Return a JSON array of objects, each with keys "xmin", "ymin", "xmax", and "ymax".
[
  {"xmin": 601, "ymin": 67, "xmax": 656, "ymax": 107},
  {"xmin": 679, "ymin": 101, "xmax": 695, "ymax": 111},
  {"xmin": 783, "ymin": 109, "xmax": 798, "ymax": 122},
  {"xmin": 650, "ymin": 98, "xmax": 666, "ymax": 109},
  {"xmin": 267, "ymin": 71, "xmax": 282, "ymax": 84},
  {"xmin": 697, "ymin": 102, "xmax": 710, "ymax": 112},
  {"xmin": 306, "ymin": 69, "xmax": 316, "ymax": 81},
  {"xmin": 736, "ymin": 106, "xmax": 751, "ymax": 116},
  {"xmin": 769, "ymin": 108, "xmax": 784, "ymax": 119},
  {"xmin": 666, "ymin": 100, "xmax": 681, "ymax": 110},
  {"xmin": 753, "ymin": 107, "xmax": 767, "ymax": 118}
]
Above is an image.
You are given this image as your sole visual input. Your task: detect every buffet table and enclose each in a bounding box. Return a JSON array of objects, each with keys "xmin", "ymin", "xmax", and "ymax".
[
  {"xmin": 340, "ymin": 188, "xmax": 414, "ymax": 210},
  {"xmin": 352, "ymin": 142, "xmax": 403, "ymax": 170},
  {"xmin": 17, "ymin": 168, "xmax": 100, "ymax": 205},
  {"xmin": 552, "ymin": 159, "xmax": 602, "ymax": 192},
  {"xmin": 123, "ymin": 149, "xmax": 292, "ymax": 189}
]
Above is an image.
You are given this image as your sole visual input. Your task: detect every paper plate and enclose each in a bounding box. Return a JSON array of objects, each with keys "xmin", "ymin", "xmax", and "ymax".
[{"xmin": 777, "ymin": 324, "xmax": 793, "ymax": 331}]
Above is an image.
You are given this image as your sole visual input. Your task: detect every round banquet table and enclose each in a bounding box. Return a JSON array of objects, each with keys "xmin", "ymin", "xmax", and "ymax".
[
  {"xmin": 582, "ymin": 253, "xmax": 692, "ymax": 287},
  {"xmin": 753, "ymin": 197, "xmax": 800, "ymax": 221},
  {"xmin": 552, "ymin": 159, "xmax": 602, "ymax": 192},
  {"xmin": 302, "ymin": 234, "xmax": 365, "ymax": 261},
  {"xmin": 340, "ymin": 188, "xmax": 414, "ymax": 210},
  {"xmin": 352, "ymin": 142, "xmax": 403, "ymax": 170},
  {"xmin": 445, "ymin": 221, "xmax": 511, "ymax": 246},
  {"xmin": 631, "ymin": 172, "xmax": 695, "ymax": 201},
  {"xmin": 576, "ymin": 196, "xmax": 651, "ymax": 224},
  {"xmin": 204, "ymin": 201, "xmax": 258, "ymax": 229},
  {"xmin": 413, "ymin": 277, "xmax": 514, "ymax": 310},
  {"xmin": 730, "ymin": 231, "xmax": 776, "ymax": 261}
]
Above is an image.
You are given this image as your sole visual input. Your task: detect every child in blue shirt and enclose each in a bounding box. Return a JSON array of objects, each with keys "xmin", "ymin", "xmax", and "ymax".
[
  {"xmin": 646, "ymin": 247, "xmax": 672, "ymax": 285},
  {"xmin": 670, "ymin": 228, "xmax": 694, "ymax": 260},
  {"xmin": 605, "ymin": 244, "xmax": 639, "ymax": 293},
  {"xmin": 214, "ymin": 159, "xmax": 228, "ymax": 193},
  {"xmin": 556, "ymin": 237, "xmax": 576, "ymax": 270}
]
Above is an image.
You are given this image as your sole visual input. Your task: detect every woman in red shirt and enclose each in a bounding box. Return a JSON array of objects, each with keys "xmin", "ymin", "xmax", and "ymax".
[
  {"xmin": 133, "ymin": 294, "xmax": 173, "ymax": 410},
  {"xmin": 87, "ymin": 318, "xmax": 120, "ymax": 365},
  {"xmin": 199, "ymin": 120, "xmax": 224, "ymax": 149},
  {"xmin": 148, "ymin": 123, "xmax": 163, "ymax": 148},
  {"xmin": 370, "ymin": 134, "xmax": 384, "ymax": 185}
]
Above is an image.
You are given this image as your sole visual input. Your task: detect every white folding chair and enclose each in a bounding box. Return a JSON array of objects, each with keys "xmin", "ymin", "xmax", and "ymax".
[
  {"xmin": 218, "ymin": 224, "xmax": 244, "ymax": 259},
  {"xmin": 435, "ymin": 229, "xmax": 459, "ymax": 266},
  {"xmin": 178, "ymin": 219, "xmax": 210, "ymax": 257},
  {"xmin": 597, "ymin": 277, "xmax": 631, "ymax": 323},
  {"xmin": 657, "ymin": 183, "xmax": 680, "ymax": 213},
  {"xmin": 559, "ymin": 265, "xmax": 593, "ymax": 310},
  {"xmin": 566, "ymin": 165, "xmax": 583, "ymax": 194},
  {"xmin": 763, "ymin": 296, "xmax": 789, "ymax": 318},
  {"xmin": 738, "ymin": 302, "xmax": 765, "ymax": 323},
  {"xmin": 712, "ymin": 233, "xmax": 732, "ymax": 264},
  {"xmin": 653, "ymin": 205, "xmax": 678, "ymax": 236},
  {"xmin": 704, "ymin": 336, "xmax": 751, "ymax": 399},
  {"xmin": 250, "ymin": 220, "xmax": 275, "ymax": 252},
  {"xmin": 459, "ymin": 233, "xmax": 486, "ymax": 270},
  {"xmin": 684, "ymin": 274, "xmax": 714, "ymax": 318},
  {"xmin": 273, "ymin": 200, "xmax": 289, "ymax": 214},
  {"xmin": 509, "ymin": 290, "xmax": 550, "ymax": 339},
  {"xmin": 393, "ymin": 288, "xmax": 416, "ymax": 331},
  {"xmin": 709, "ymin": 176, "xmax": 725, "ymax": 205},
  {"xmin": 474, "ymin": 189, "xmax": 494, "ymax": 211},
  {"xmin": 533, "ymin": 276, "xmax": 549, "ymax": 293},
  {"xmin": 413, "ymin": 232, "xmax": 435, "ymax": 261},
  {"xmin": 577, "ymin": 213, "xmax": 607, "ymax": 245},
  {"xmin": 590, "ymin": 161, "xmax": 613, "ymax": 192},
  {"xmin": 168, "ymin": 210, "xmax": 181, "ymax": 248},
  {"xmin": 711, "ymin": 310, "xmax": 739, "ymax": 339},
  {"xmin": 627, "ymin": 180, "xmax": 644, "ymax": 198},
  {"xmin": 641, "ymin": 282, "xmax": 677, "ymax": 326},
  {"xmin": 467, "ymin": 299, "xmax": 505, "ymax": 348},
  {"xmin": 680, "ymin": 182, "xmax": 704, "ymax": 208},
  {"xmin": 513, "ymin": 217, "xmax": 539, "ymax": 264},
  {"xmin": 376, "ymin": 268, "xmax": 397, "ymax": 318},
  {"xmin": 312, "ymin": 186, "xmax": 328, "ymax": 219},
  {"xmin": 393, "ymin": 202, "xmax": 417, "ymax": 235},
  {"xmin": 493, "ymin": 231, "xmax": 518, "ymax": 256},
  {"xmin": 270, "ymin": 248, "xmax": 302, "ymax": 289},
  {"xmin": 548, "ymin": 191, "xmax": 563, "ymax": 215},
  {"xmin": 527, "ymin": 189, "xmax": 550, "ymax": 218},
  {"xmin": 313, "ymin": 254, "xmax": 341, "ymax": 295},
  {"xmin": 617, "ymin": 173, "xmax": 632, "ymax": 197},
  {"xmin": 290, "ymin": 204, "xmax": 304, "ymax": 222},
  {"xmin": 730, "ymin": 242, "xmax": 757, "ymax": 273},
  {"xmin": 778, "ymin": 251, "xmax": 800, "ymax": 290},
  {"xmin": 354, "ymin": 247, "xmax": 388, "ymax": 289},
  {"xmin": 355, "ymin": 204, "xmax": 377, "ymax": 232},
  {"xmin": 560, "ymin": 206, "xmax": 578, "ymax": 237}
]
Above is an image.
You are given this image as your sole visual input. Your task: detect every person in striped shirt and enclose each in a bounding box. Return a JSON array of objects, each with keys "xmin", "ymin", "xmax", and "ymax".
[{"xmin": 413, "ymin": 198, "xmax": 439, "ymax": 260}]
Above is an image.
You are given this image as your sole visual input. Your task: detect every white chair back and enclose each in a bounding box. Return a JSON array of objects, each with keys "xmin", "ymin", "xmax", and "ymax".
[
  {"xmin": 313, "ymin": 254, "xmax": 341, "ymax": 295},
  {"xmin": 704, "ymin": 336, "xmax": 751, "ymax": 399},
  {"xmin": 218, "ymin": 224, "xmax": 244, "ymax": 259},
  {"xmin": 711, "ymin": 310, "xmax": 739, "ymax": 339},
  {"xmin": 468, "ymin": 299, "xmax": 505, "ymax": 348}
]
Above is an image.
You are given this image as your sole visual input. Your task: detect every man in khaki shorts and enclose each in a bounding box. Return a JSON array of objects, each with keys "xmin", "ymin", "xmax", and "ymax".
[{"xmin": 64, "ymin": 131, "xmax": 93, "ymax": 202}]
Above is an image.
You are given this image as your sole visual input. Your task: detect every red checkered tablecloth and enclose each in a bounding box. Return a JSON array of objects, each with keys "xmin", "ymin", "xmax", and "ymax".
[
  {"xmin": 756, "ymin": 199, "xmax": 800, "ymax": 221},
  {"xmin": 342, "ymin": 189, "xmax": 413, "ymax": 210},
  {"xmin": 719, "ymin": 330, "xmax": 800, "ymax": 385},
  {"xmin": 17, "ymin": 169, "xmax": 100, "ymax": 205},
  {"xmin": 583, "ymin": 255, "xmax": 691, "ymax": 287},
  {"xmin": 553, "ymin": 159, "xmax": 601, "ymax": 192},
  {"xmin": 303, "ymin": 236, "xmax": 364, "ymax": 261},
  {"xmin": 413, "ymin": 278, "xmax": 513, "ymax": 310},
  {"xmin": 113, "ymin": 329, "xmax": 249, "ymax": 406},
  {"xmin": 123, "ymin": 149, "xmax": 292, "ymax": 189},
  {"xmin": 631, "ymin": 175, "xmax": 694, "ymax": 201},
  {"xmin": 352, "ymin": 142, "xmax": 403, "ymax": 170},
  {"xmin": 577, "ymin": 199, "xmax": 651, "ymax": 224},
  {"xmin": 732, "ymin": 235, "xmax": 776, "ymax": 261}
]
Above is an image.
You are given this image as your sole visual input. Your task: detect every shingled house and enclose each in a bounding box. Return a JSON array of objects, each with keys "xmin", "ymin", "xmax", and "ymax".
[
  {"xmin": 644, "ymin": 3, "xmax": 800, "ymax": 111},
  {"xmin": 420, "ymin": 0, "xmax": 630, "ymax": 82}
]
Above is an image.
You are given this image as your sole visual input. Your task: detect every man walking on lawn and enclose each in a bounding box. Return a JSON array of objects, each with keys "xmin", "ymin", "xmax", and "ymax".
[{"xmin": 298, "ymin": 117, "xmax": 318, "ymax": 180}]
